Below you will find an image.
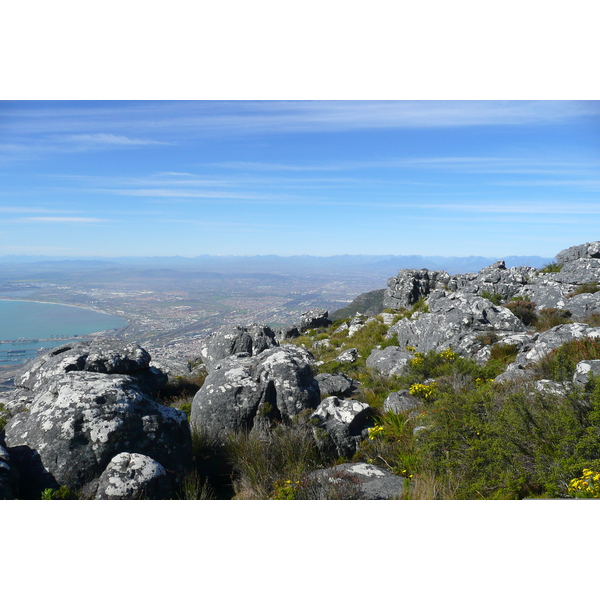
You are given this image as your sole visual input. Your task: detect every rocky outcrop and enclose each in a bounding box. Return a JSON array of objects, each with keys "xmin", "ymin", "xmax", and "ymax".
[
  {"xmin": 190, "ymin": 345, "xmax": 320, "ymax": 438},
  {"xmin": 449, "ymin": 261, "xmax": 537, "ymax": 301},
  {"xmin": 310, "ymin": 396, "xmax": 374, "ymax": 458},
  {"xmin": 366, "ymin": 345, "xmax": 411, "ymax": 377},
  {"xmin": 384, "ymin": 269, "xmax": 451, "ymax": 309},
  {"xmin": 4, "ymin": 370, "xmax": 191, "ymax": 499},
  {"xmin": 497, "ymin": 323, "xmax": 600, "ymax": 381},
  {"xmin": 314, "ymin": 373, "xmax": 359, "ymax": 398},
  {"xmin": 385, "ymin": 291, "xmax": 525, "ymax": 360},
  {"xmin": 199, "ymin": 324, "xmax": 279, "ymax": 372},
  {"xmin": 306, "ymin": 462, "xmax": 406, "ymax": 499},
  {"xmin": 10, "ymin": 340, "xmax": 167, "ymax": 412},
  {"xmin": 92, "ymin": 452, "xmax": 173, "ymax": 500},
  {"xmin": 299, "ymin": 309, "xmax": 331, "ymax": 332}
]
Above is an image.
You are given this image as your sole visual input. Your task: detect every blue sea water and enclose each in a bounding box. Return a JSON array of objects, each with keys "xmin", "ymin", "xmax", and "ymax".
[{"xmin": 0, "ymin": 300, "xmax": 127, "ymax": 367}]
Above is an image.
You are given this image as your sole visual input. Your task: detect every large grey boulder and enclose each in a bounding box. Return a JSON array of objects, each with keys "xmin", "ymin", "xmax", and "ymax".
[
  {"xmin": 4, "ymin": 372, "xmax": 191, "ymax": 498},
  {"xmin": 449, "ymin": 262, "xmax": 537, "ymax": 301},
  {"xmin": 384, "ymin": 390, "xmax": 422, "ymax": 414},
  {"xmin": 190, "ymin": 345, "xmax": 320, "ymax": 438},
  {"xmin": 384, "ymin": 269, "xmax": 451, "ymax": 310},
  {"xmin": 199, "ymin": 324, "xmax": 279, "ymax": 372},
  {"xmin": 553, "ymin": 241, "xmax": 600, "ymax": 285},
  {"xmin": 366, "ymin": 346, "xmax": 411, "ymax": 377},
  {"xmin": 306, "ymin": 463, "xmax": 407, "ymax": 500},
  {"xmin": 386, "ymin": 291, "xmax": 525, "ymax": 359},
  {"xmin": 315, "ymin": 373, "xmax": 358, "ymax": 398},
  {"xmin": 93, "ymin": 452, "xmax": 172, "ymax": 500},
  {"xmin": 310, "ymin": 396, "xmax": 374, "ymax": 458},
  {"xmin": 556, "ymin": 241, "xmax": 600, "ymax": 264},
  {"xmin": 299, "ymin": 309, "xmax": 331, "ymax": 332},
  {"xmin": 12, "ymin": 340, "xmax": 167, "ymax": 402}
]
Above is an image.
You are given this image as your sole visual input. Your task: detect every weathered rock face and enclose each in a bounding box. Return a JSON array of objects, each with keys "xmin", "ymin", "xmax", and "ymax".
[
  {"xmin": 384, "ymin": 390, "xmax": 422, "ymax": 414},
  {"xmin": 310, "ymin": 396, "xmax": 374, "ymax": 458},
  {"xmin": 366, "ymin": 345, "xmax": 411, "ymax": 377},
  {"xmin": 573, "ymin": 360, "xmax": 600, "ymax": 388},
  {"xmin": 299, "ymin": 309, "xmax": 331, "ymax": 332},
  {"xmin": 190, "ymin": 345, "xmax": 320, "ymax": 437},
  {"xmin": 556, "ymin": 241, "xmax": 600, "ymax": 263},
  {"xmin": 314, "ymin": 373, "xmax": 358, "ymax": 398},
  {"xmin": 12, "ymin": 340, "xmax": 167, "ymax": 404},
  {"xmin": 306, "ymin": 463, "xmax": 406, "ymax": 500},
  {"xmin": 385, "ymin": 291, "xmax": 525, "ymax": 359},
  {"xmin": 335, "ymin": 348, "xmax": 360, "ymax": 363},
  {"xmin": 384, "ymin": 269, "xmax": 451, "ymax": 310},
  {"xmin": 4, "ymin": 372, "xmax": 191, "ymax": 498},
  {"xmin": 93, "ymin": 452, "xmax": 173, "ymax": 500},
  {"xmin": 199, "ymin": 324, "xmax": 279, "ymax": 372},
  {"xmin": 553, "ymin": 241, "xmax": 600, "ymax": 284},
  {"xmin": 496, "ymin": 323, "xmax": 600, "ymax": 381}
]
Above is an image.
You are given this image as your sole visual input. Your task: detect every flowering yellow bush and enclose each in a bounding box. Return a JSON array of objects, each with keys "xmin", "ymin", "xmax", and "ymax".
[
  {"xmin": 567, "ymin": 468, "xmax": 600, "ymax": 498},
  {"xmin": 440, "ymin": 349, "xmax": 458, "ymax": 361},
  {"xmin": 409, "ymin": 382, "xmax": 437, "ymax": 400},
  {"xmin": 368, "ymin": 425, "xmax": 384, "ymax": 440}
]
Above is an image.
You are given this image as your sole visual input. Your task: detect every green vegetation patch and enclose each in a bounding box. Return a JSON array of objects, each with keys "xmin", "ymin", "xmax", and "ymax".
[
  {"xmin": 539, "ymin": 262, "xmax": 563, "ymax": 273},
  {"xmin": 567, "ymin": 281, "xmax": 600, "ymax": 297}
]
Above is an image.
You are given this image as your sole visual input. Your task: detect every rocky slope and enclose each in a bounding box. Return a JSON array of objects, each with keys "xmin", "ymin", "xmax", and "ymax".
[{"xmin": 1, "ymin": 241, "xmax": 600, "ymax": 500}]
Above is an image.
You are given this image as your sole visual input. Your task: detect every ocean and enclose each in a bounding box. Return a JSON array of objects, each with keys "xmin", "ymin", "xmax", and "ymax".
[{"xmin": 0, "ymin": 300, "xmax": 127, "ymax": 367}]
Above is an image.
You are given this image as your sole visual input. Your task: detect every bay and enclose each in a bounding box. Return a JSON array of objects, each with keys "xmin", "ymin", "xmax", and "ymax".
[{"xmin": 0, "ymin": 300, "xmax": 127, "ymax": 367}]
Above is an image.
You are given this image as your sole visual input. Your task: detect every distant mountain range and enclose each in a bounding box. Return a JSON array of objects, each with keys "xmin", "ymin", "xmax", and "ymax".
[{"xmin": 0, "ymin": 254, "xmax": 553, "ymax": 276}]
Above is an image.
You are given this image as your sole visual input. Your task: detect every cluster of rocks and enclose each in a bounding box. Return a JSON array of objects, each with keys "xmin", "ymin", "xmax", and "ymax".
[
  {"xmin": 368, "ymin": 241, "xmax": 600, "ymax": 379},
  {"xmin": 0, "ymin": 340, "xmax": 191, "ymax": 500},
  {"xmin": 192, "ymin": 323, "xmax": 374, "ymax": 457},
  {"xmin": 2, "ymin": 241, "xmax": 600, "ymax": 501}
]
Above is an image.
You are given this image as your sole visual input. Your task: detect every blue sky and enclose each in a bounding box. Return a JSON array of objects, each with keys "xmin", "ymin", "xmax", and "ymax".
[{"xmin": 1, "ymin": 100, "xmax": 599, "ymax": 259}]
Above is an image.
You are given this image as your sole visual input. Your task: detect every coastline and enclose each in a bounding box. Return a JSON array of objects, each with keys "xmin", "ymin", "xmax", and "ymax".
[{"xmin": 0, "ymin": 297, "xmax": 123, "ymax": 319}]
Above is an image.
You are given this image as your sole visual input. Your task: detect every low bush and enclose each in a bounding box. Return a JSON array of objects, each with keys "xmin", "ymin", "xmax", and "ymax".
[
  {"xmin": 567, "ymin": 281, "xmax": 600, "ymax": 297},
  {"xmin": 534, "ymin": 338, "xmax": 600, "ymax": 381},
  {"xmin": 539, "ymin": 262, "xmax": 563, "ymax": 273},
  {"xmin": 480, "ymin": 291, "xmax": 503, "ymax": 306},
  {"xmin": 225, "ymin": 422, "xmax": 329, "ymax": 500},
  {"xmin": 489, "ymin": 343, "xmax": 518, "ymax": 366},
  {"xmin": 534, "ymin": 307, "xmax": 572, "ymax": 332},
  {"xmin": 503, "ymin": 300, "xmax": 538, "ymax": 326}
]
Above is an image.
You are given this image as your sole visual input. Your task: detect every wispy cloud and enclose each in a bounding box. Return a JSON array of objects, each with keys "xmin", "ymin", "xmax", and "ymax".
[
  {"xmin": 20, "ymin": 217, "xmax": 110, "ymax": 223},
  {"xmin": 58, "ymin": 133, "xmax": 169, "ymax": 147},
  {"xmin": 2, "ymin": 101, "xmax": 599, "ymax": 140}
]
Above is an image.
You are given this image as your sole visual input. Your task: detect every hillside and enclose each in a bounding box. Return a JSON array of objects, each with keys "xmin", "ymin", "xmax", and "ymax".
[{"xmin": 1, "ymin": 241, "xmax": 600, "ymax": 500}]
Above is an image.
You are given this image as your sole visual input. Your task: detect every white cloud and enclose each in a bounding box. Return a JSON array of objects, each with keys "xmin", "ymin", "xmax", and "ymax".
[
  {"xmin": 59, "ymin": 133, "xmax": 169, "ymax": 146},
  {"xmin": 22, "ymin": 217, "xmax": 110, "ymax": 223}
]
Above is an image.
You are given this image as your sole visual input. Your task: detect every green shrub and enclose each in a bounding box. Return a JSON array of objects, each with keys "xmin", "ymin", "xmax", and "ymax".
[
  {"xmin": 534, "ymin": 307, "xmax": 572, "ymax": 332},
  {"xmin": 480, "ymin": 291, "xmax": 503, "ymax": 306},
  {"xmin": 584, "ymin": 313, "xmax": 600, "ymax": 327},
  {"xmin": 534, "ymin": 338, "xmax": 600, "ymax": 381},
  {"xmin": 539, "ymin": 262, "xmax": 563, "ymax": 273},
  {"xmin": 415, "ymin": 379, "xmax": 600, "ymax": 498},
  {"xmin": 225, "ymin": 422, "xmax": 329, "ymax": 499},
  {"xmin": 567, "ymin": 282, "xmax": 600, "ymax": 297},
  {"xmin": 503, "ymin": 300, "xmax": 538, "ymax": 326},
  {"xmin": 489, "ymin": 343, "xmax": 518, "ymax": 366},
  {"xmin": 41, "ymin": 486, "xmax": 79, "ymax": 500},
  {"xmin": 477, "ymin": 332, "xmax": 500, "ymax": 346}
]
